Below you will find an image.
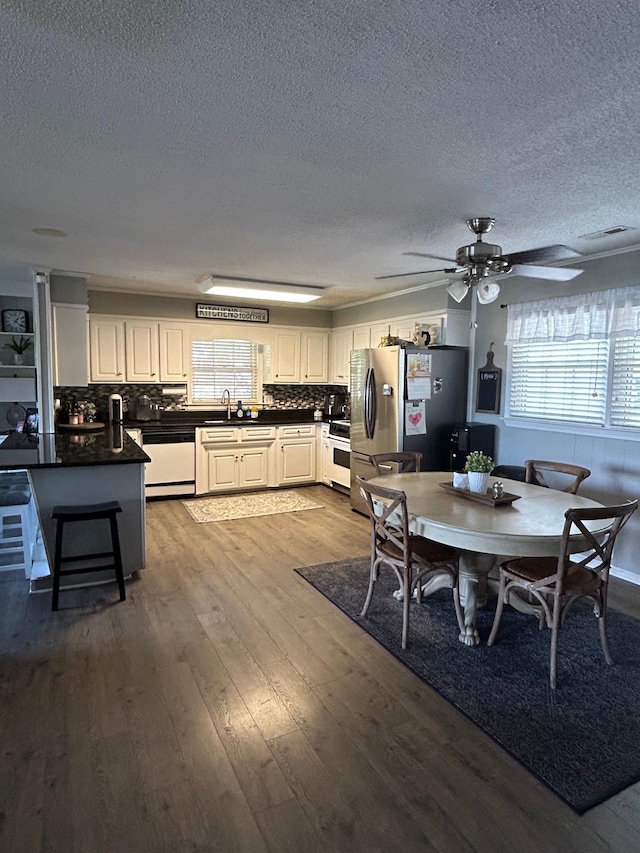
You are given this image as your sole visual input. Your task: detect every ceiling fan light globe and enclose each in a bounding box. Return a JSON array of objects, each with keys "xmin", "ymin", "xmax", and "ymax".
[
  {"xmin": 476, "ymin": 281, "xmax": 501, "ymax": 304},
  {"xmin": 447, "ymin": 279, "xmax": 470, "ymax": 303}
]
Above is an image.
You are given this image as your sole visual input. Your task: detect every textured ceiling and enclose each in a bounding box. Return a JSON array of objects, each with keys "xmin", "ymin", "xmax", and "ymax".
[{"xmin": 2, "ymin": 0, "xmax": 640, "ymax": 308}]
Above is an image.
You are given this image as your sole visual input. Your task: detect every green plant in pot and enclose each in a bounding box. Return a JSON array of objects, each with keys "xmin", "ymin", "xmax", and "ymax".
[
  {"xmin": 3, "ymin": 335, "xmax": 32, "ymax": 365},
  {"xmin": 464, "ymin": 450, "xmax": 494, "ymax": 494}
]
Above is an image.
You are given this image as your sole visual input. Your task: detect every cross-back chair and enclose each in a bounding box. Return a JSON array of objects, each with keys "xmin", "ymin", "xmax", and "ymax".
[
  {"xmin": 488, "ymin": 499, "xmax": 638, "ymax": 688},
  {"xmin": 524, "ymin": 460, "xmax": 591, "ymax": 495},
  {"xmin": 356, "ymin": 476, "xmax": 463, "ymax": 649},
  {"xmin": 369, "ymin": 451, "xmax": 422, "ymax": 477}
]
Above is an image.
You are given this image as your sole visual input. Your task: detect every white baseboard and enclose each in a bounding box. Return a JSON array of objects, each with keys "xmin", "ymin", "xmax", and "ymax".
[{"xmin": 611, "ymin": 566, "xmax": 640, "ymax": 586}]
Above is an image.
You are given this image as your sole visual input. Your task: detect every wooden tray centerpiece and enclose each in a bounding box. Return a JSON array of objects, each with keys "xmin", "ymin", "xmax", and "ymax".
[
  {"xmin": 57, "ymin": 421, "xmax": 106, "ymax": 432},
  {"xmin": 439, "ymin": 482, "xmax": 521, "ymax": 506}
]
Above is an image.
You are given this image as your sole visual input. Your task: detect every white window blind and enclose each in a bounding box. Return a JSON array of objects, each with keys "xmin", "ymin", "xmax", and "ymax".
[
  {"xmin": 611, "ymin": 337, "xmax": 640, "ymax": 428},
  {"xmin": 191, "ymin": 339, "xmax": 258, "ymax": 402},
  {"xmin": 509, "ymin": 340, "xmax": 608, "ymax": 424},
  {"xmin": 506, "ymin": 286, "xmax": 640, "ymax": 429}
]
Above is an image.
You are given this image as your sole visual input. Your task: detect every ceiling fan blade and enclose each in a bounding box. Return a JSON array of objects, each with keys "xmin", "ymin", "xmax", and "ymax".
[
  {"xmin": 507, "ymin": 264, "xmax": 584, "ymax": 281},
  {"xmin": 506, "ymin": 244, "xmax": 582, "ymax": 266},
  {"xmin": 375, "ymin": 267, "xmax": 459, "ymax": 280},
  {"xmin": 403, "ymin": 251, "xmax": 459, "ymax": 263}
]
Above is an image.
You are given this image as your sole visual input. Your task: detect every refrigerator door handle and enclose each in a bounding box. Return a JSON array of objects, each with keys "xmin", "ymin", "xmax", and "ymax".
[{"xmin": 364, "ymin": 367, "xmax": 376, "ymax": 439}]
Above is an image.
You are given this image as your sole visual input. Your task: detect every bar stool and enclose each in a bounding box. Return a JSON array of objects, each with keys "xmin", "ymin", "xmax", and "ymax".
[{"xmin": 51, "ymin": 500, "xmax": 126, "ymax": 611}]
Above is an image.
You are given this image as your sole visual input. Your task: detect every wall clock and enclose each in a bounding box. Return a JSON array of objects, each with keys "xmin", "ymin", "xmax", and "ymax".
[{"xmin": 2, "ymin": 309, "xmax": 28, "ymax": 333}]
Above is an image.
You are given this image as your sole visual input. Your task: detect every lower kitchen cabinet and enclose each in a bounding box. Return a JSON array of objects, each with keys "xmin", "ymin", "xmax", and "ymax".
[
  {"xmin": 198, "ymin": 445, "xmax": 270, "ymax": 493},
  {"xmin": 195, "ymin": 423, "xmax": 319, "ymax": 493},
  {"xmin": 277, "ymin": 425, "xmax": 317, "ymax": 485},
  {"xmin": 196, "ymin": 425, "xmax": 275, "ymax": 494}
]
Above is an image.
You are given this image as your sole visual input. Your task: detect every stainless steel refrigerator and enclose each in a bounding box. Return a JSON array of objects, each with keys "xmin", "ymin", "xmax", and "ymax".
[{"xmin": 350, "ymin": 345, "xmax": 468, "ymax": 513}]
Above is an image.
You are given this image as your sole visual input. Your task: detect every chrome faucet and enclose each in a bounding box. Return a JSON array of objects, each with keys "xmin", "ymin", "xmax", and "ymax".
[{"xmin": 221, "ymin": 389, "xmax": 231, "ymax": 419}]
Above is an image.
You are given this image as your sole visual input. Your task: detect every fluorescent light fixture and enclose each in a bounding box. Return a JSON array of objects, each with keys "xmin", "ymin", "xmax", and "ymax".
[
  {"xmin": 198, "ymin": 276, "xmax": 324, "ymax": 303},
  {"xmin": 447, "ymin": 279, "xmax": 470, "ymax": 303}
]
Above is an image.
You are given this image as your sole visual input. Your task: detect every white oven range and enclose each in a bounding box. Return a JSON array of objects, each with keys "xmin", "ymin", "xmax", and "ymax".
[{"xmin": 321, "ymin": 420, "xmax": 350, "ymax": 493}]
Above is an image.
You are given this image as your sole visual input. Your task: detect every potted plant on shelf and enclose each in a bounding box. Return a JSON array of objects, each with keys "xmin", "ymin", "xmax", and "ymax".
[
  {"xmin": 3, "ymin": 335, "xmax": 32, "ymax": 365},
  {"xmin": 464, "ymin": 450, "xmax": 494, "ymax": 494}
]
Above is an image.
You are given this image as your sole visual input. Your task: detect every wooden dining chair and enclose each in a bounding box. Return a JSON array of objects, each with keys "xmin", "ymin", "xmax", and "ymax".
[
  {"xmin": 524, "ymin": 460, "xmax": 591, "ymax": 495},
  {"xmin": 356, "ymin": 476, "xmax": 463, "ymax": 649},
  {"xmin": 487, "ymin": 499, "xmax": 638, "ymax": 688},
  {"xmin": 370, "ymin": 451, "xmax": 422, "ymax": 476}
]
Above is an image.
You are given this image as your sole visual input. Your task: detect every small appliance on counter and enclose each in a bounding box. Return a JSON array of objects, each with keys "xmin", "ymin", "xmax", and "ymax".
[
  {"xmin": 323, "ymin": 392, "xmax": 347, "ymax": 421},
  {"xmin": 108, "ymin": 393, "xmax": 123, "ymax": 423},
  {"xmin": 129, "ymin": 394, "xmax": 156, "ymax": 421}
]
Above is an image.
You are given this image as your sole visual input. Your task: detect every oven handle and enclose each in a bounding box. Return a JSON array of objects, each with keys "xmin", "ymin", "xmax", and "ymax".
[{"xmin": 364, "ymin": 367, "xmax": 376, "ymax": 439}]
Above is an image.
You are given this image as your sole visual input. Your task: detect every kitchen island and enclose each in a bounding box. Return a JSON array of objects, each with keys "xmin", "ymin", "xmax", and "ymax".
[{"xmin": 0, "ymin": 426, "xmax": 150, "ymax": 590}]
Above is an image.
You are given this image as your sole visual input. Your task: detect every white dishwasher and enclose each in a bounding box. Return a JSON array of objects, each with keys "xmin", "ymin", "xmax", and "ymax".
[{"xmin": 141, "ymin": 425, "xmax": 196, "ymax": 498}]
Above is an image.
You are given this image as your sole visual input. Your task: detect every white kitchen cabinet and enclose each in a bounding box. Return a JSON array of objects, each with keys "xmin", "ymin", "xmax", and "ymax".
[
  {"xmin": 272, "ymin": 329, "xmax": 329, "ymax": 384},
  {"xmin": 51, "ymin": 303, "xmax": 89, "ymax": 386},
  {"xmin": 200, "ymin": 447, "xmax": 241, "ymax": 491},
  {"xmin": 352, "ymin": 327, "xmax": 370, "ymax": 351},
  {"xmin": 159, "ymin": 322, "xmax": 189, "ymax": 382},
  {"xmin": 198, "ymin": 445, "xmax": 271, "ymax": 493},
  {"xmin": 89, "ymin": 317, "xmax": 125, "ymax": 382},
  {"xmin": 277, "ymin": 425, "xmax": 317, "ymax": 485},
  {"xmin": 273, "ymin": 331, "xmax": 300, "ymax": 382},
  {"xmin": 196, "ymin": 425, "xmax": 275, "ymax": 494},
  {"xmin": 370, "ymin": 324, "xmax": 390, "ymax": 348},
  {"xmin": 330, "ymin": 328, "xmax": 352, "ymax": 384},
  {"xmin": 301, "ymin": 331, "xmax": 329, "ymax": 383},
  {"xmin": 125, "ymin": 320, "xmax": 159, "ymax": 382},
  {"xmin": 320, "ymin": 427, "xmax": 331, "ymax": 486}
]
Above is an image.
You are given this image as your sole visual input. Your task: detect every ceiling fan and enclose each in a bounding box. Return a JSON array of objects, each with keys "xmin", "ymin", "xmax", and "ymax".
[{"xmin": 376, "ymin": 217, "xmax": 584, "ymax": 304}]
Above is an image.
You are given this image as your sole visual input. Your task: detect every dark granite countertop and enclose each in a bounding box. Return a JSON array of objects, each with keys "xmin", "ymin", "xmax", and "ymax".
[
  {"xmin": 0, "ymin": 428, "xmax": 150, "ymax": 470},
  {"xmin": 125, "ymin": 408, "xmax": 319, "ymax": 429}
]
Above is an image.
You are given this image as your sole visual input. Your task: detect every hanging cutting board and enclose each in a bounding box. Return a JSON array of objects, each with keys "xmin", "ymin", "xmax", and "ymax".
[{"xmin": 476, "ymin": 349, "xmax": 502, "ymax": 414}]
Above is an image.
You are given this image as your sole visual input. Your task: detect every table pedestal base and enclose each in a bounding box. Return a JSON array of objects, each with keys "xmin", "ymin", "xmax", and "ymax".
[{"xmin": 457, "ymin": 551, "xmax": 497, "ymax": 646}]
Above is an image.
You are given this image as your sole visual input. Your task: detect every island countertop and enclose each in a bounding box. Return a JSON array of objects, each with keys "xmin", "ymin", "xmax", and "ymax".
[{"xmin": 0, "ymin": 427, "xmax": 150, "ymax": 470}]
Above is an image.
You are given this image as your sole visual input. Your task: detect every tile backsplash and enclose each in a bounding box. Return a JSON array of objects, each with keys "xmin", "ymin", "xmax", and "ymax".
[{"xmin": 54, "ymin": 383, "xmax": 349, "ymax": 419}]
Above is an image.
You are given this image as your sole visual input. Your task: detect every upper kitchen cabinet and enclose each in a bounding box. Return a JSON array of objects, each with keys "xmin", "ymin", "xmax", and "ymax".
[
  {"xmin": 330, "ymin": 328, "xmax": 352, "ymax": 385},
  {"xmin": 301, "ymin": 331, "xmax": 329, "ymax": 383},
  {"xmin": 90, "ymin": 316, "xmax": 191, "ymax": 383},
  {"xmin": 89, "ymin": 317, "xmax": 126, "ymax": 381},
  {"xmin": 52, "ymin": 303, "xmax": 89, "ymax": 386},
  {"xmin": 330, "ymin": 327, "xmax": 370, "ymax": 385},
  {"xmin": 158, "ymin": 322, "xmax": 189, "ymax": 383},
  {"xmin": 271, "ymin": 329, "xmax": 329, "ymax": 384},
  {"xmin": 272, "ymin": 330, "xmax": 300, "ymax": 382},
  {"xmin": 352, "ymin": 327, "xmax": 370, "ymax": 351},
  {"xmin": 125, "ymin": 320, "xmax": 159, "ymax": 382}
]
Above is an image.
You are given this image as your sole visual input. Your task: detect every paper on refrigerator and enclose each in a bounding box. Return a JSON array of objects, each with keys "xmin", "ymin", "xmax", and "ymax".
[
  {"xmin": 405, "ymin": 400, "xmax": 426, "ymax": 435},
  {"xmin": 406, "ymin": 351, "xmax": 432, "ymax": 400}
]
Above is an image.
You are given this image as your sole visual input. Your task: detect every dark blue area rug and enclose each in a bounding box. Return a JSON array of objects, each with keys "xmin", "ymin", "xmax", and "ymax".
[{"xmin": 295, "ymin": 557, "xmax": 640, "ymax": 814}]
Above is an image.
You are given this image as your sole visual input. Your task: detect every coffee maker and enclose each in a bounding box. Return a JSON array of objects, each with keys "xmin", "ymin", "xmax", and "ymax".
[
  {"xmin": 130, "ymin": 394, "xmax": 154, "ymax": 421},
  {"xmin": 323, "ymin": 392, "xmax": 347, "ymax": 421}
]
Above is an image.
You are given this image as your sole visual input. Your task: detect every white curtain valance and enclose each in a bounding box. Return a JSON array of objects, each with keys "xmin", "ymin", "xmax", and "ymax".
[{"xmin": 505, "ymin": 285, "xmax": 640, "ymax": 344}]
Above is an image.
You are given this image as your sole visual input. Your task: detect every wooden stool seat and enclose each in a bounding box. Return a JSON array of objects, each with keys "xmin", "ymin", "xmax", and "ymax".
[{"xmin": 51, "ymin": 500, "xmax": 126, "ymax": 611}]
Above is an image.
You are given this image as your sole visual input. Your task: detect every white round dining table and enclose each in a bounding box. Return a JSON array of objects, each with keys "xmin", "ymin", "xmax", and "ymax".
[{"xmin": 367, "ymin": 471, "xmax": 606, "ymax": 646}]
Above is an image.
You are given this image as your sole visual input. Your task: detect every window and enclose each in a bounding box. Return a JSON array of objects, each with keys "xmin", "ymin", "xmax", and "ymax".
[
  {"xmin": 191, "ymin": 339, "xmax": 259, "ymax": 402},
  {"xmin": 506, "ymin": 286, "xmax": 640, "ymax": 429}
]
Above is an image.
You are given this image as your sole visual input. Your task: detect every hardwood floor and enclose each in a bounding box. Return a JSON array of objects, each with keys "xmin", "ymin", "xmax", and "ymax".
[{"xmin": 1, "ymin": 484, "xmax": 640, "ymax": 852}]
